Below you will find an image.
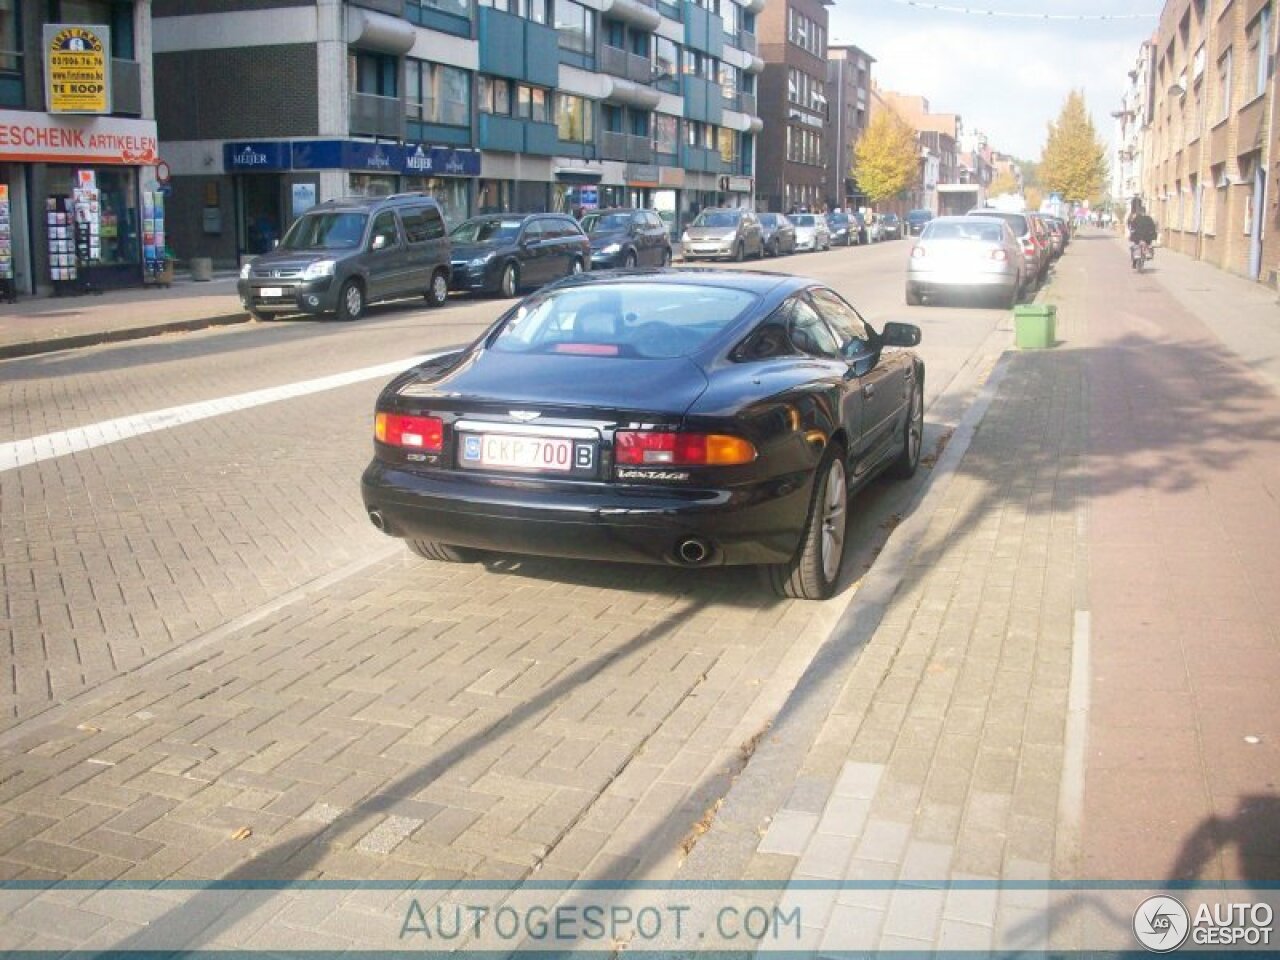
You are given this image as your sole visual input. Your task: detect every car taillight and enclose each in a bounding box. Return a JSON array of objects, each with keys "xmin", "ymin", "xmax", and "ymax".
[
  {"xmin": 911, "ymin": 245, "xmax": 926, "ymax": 258},
  {"xmin": 615, "ymin": 431, "xmax": 757, "ymax": 466},
  {"xmin": 990, "ymin": 249, "xmax": 1008, "ymax": 262},
  {"xmin": 375, "ymin": 412, "xmax": 444, "ymax": 451},
  {"xmin": 1022, "ymin": 239, "xmax": 1036, "ymax": 256}
]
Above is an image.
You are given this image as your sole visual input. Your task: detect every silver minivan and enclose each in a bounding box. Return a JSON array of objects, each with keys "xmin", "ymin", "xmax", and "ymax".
[
  {"xmin": 238, "ymin": 193, "xmax": 453, "ymax": 322},
  {"xmin": 681, "ymin": 208, "xmax": 765, "ymax": 261}
]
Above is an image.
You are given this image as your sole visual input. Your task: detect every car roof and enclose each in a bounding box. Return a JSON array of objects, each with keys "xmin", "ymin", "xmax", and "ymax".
[
  {"xmin": 588, "ymin": 207, "xmax": 647, "ymax": 214},
  {"xmin": 311, "ymin": 193, "xmax": 441, "ymax": 212},
  {"xmin": 537, "ymin": 267, "xmax": 808, "ymax": 297},
  {"xmin": 466, "ymin": 212, "xmax": 572, "ymax": 221}
]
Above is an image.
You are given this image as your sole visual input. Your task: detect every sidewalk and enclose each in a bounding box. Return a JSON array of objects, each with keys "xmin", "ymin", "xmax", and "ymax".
[
  {"xmin": 675, "ymin": 229, "xmax": 1280, "ymax": 949},
  {"xmin": 0, "ymin": 274, "xmax": 247, "ymax": 360}
]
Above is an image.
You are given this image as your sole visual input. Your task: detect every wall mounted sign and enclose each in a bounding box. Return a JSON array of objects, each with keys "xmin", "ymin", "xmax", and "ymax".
[{"xmin": 44, "ymin": 24, "xmax": 111, "ymax": 114}]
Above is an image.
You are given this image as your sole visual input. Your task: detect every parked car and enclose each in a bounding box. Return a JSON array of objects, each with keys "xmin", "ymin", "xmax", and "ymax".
[
  {"xmin": 1040, "ymin": 215, "xmax": 1066, "ymax": 258},
  {"xmin": 826, "ymin": 212, "xmax": 858, "ymax": 247},
  {"xmin": 880, "ymin": 213, "xmax": 903, "ymax": 240},
  {"xmin": 361, "ymin": 270, "xmax": 925, "ymax": 600},
  {"xmin": 238, "ymin": 193, "xmax": 452, "ymax": 322},
  {"xmin": 581, "ymin": 208, "xmax": 672, "ymax": 269},
  {"xmin": 682, "ymin": 208, "xmax": 765, "ymax": 261},
  {"xmin": 758, "ymin": 212, "xmax": 797, "ymax": 256},
  {"xmin": 866, "ymin": 215, "xmax": 886, "ymax": 243},
  {"xmin": 852, "ymin": 211, "xmax": 869, "ymax": 244},
  {"xmin": 791, "ymin": 213, "xmax": 831, "ymax": 252},
  {"xmin": 907, "ymin": 215, "xmax": 1024, "ymax": 308},
  {"xmin": 965, "ymin": 208, "xmax": 1049, "ymax": 285},
  {"xmin": 449, "ymin": 213, "xmax": 590, "ymax": 298},
  {"xmin": 905, "ymin": 209, "xmax": 934, "ymax": 236}
]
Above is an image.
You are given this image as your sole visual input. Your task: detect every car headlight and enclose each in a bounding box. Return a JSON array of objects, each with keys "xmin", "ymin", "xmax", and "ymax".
[
  {"xmin": 681, "ymin": 231, "xmax": 691, "ymax": 244},
  {"xmin": 239, "ymin": 262, "xmax": 252, "ymax": 279},
  {"xmin": 601, "ymin": 243, "xmax": 621, "ymax": 255},
  {"xmin": 301, "ymin": 260, "xmax": 336, "ymax": 281},
  {"xmin": 469, "ymin": 255, "xmax": 492, "ymax": 267}
]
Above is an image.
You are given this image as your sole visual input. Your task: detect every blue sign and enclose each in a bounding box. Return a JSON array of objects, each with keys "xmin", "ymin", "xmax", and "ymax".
[
  {"xmin": 403, "ymin": 145, "xmax": 482, "ymax": 177},
  {"xmin": 342, "ymin": 140, "xmax": 404, "ymax": 172},
  {"xmin": 224, "ymin": 141, "xmax": 292, "ymax": 172}
]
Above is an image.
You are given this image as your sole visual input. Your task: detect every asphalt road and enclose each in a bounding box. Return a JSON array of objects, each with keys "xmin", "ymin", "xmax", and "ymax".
[{"xmin": 0, "ymin": 238, "xmax": 1015, "ymax": 886}]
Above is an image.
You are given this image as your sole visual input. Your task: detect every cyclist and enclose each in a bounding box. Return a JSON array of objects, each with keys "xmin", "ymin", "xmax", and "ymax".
[{"xmin": 1128, "ymin": 207, "xmax": 1157, "ymax": 267}]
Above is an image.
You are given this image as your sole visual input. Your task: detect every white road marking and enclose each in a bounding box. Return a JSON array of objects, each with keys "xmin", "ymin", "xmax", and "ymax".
[{"xmin": 0, "ymin": 354, "xmax": 436, "ymax": 474}]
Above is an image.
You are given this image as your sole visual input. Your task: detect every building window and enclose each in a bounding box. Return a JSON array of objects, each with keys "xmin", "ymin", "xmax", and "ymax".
[
  {"xmin": 1248, "ymin": 6, "xmax": 1271, "ymax": 98},
  {"xmin": 0, "ymin": 0, "xmax": 18, "ymax": 77},
  {"xmin": 350, "ymin": 51, "xmax": 398, "ymax": 97},
  {"xmin": 478, "ymin": 75, "xmax": 514, "ymax": 114},
  {"xmin": 655, "ymin": 113, "xmax": 679, "ymax": 154},
  {"xmin": 718, "ymin": 127, "xmax": 737, "ymax": 164},
  {"xmin": 557, "ymin": 92, "xmax": 593, "ymax": 142},
  {"xmin": 786, "ymin": 6, "xmax": 823, "ymax": 56},
  {"xmin": 516, "ymin": 83, "xmax": 551, "ymax": 123},
  {"xmin": 1218, "ymin": 48, "xmax": 1232, "ymax": 120},
  {"xmin": 654, "ymin": 36, "xmax": 680, "ymax": 84},
  {"xmin": 405, "ymin": 60, "xmax": 470, "ymax": 126},
  {"xmin": 407, "ymin": 0, "xmax": 470, "ymax": 20},
  {"xmin": 555, "ymin": 0, "xmax": 594, "ymax": 54},
  {"xmin": 720, "ymin": 62, "xmax": 738, "ymax": 100}
]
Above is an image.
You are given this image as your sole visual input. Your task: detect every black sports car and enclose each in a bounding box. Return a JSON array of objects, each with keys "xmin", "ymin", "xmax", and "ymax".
[{"xmin": 361, "ymin": 270, "xmax": 924, "ymax": 600}]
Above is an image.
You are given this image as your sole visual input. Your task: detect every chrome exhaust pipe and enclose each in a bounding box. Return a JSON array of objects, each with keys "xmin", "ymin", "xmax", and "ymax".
[
  {"xmin": 676, "ymin": 538, "xmax": 710, "ymax": 565},
  {"xmin": 368, "ymin": 509, "xmax": 386, "ymax": 532}
]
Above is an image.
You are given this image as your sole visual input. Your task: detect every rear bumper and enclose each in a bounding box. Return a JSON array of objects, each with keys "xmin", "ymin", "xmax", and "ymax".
[
  {"xmin": 907, "ymin": 269, "xmax": 1017, "ymax": 292},
  {"xmin": 360, "ymin": 462, "xmax": 811, "ymax": 566}
]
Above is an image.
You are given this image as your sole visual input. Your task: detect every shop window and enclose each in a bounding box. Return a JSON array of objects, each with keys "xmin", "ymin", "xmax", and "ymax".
[{"xmin": 47, "ymin": 165, "xmax": 139, "ymax": 267}]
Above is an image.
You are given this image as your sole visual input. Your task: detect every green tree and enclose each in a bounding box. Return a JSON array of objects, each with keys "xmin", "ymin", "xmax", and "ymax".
[
  {"xmin": 989, "ymin": 170, "xmax": 1020, "ymax": 197},
  {"xmin": 853, "ymin": 110, "xmax": 919, "ymax": 204},
  {"xmin": 1039, "ymin": 91, "xmax": 1108, "ymax": 203}
]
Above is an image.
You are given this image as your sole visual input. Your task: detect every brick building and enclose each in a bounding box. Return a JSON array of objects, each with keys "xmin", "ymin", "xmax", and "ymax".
[
  {"xmin": 824, "ymin": 43, "xmax": 873, "ymax": 212},
  {"xmin": 1138, "ymin": 0, "xmax": 1275, "ymax": 282},
  {"xmin": 755, "ymin": 0, "xmax": 830, "ymax": 212}
]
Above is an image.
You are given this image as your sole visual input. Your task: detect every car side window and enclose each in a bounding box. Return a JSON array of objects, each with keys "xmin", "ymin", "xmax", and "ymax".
[
  {"xmin": 786, "ymin": 297, "xmax": 842, "ymax": 360},
  {"xmin": 521, "ymin": 220, "xmax": 544, "ymax": 244},
  {"xmin": 401, "ymin": 205, "xmax": 445, "ymax": 243},
  {"xmin": 808, "ymin": 288, "xmax": 872, "ymax": 356},
  {"xmin": 370, "ymin": 211, "xmax": 399, "ymax": 250}
]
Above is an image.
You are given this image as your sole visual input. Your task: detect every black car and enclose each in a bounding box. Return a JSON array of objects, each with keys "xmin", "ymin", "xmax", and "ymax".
[
  {"xmin": 361, "ymin": 270, "xmax": 925, "ymax": 600},
  {"xmin": 757, "ymin": 212, "xmax": 797, "ymax": 256},
  {"xmin": 905, "ymin": 209, "xmax": 933, "ymax": 236},
  {"xmin": 826, "ymin": 212, "xmax": 857, "ymax": 247},
  {"xmin": 581, "ymin": 208, "xmax": 672, "ymax": 269},
  {"xmin": 450, "ymin": 213, "xmax": 590, "ymax": 297},
  {"xmin": 880, "ymin": 213, "xmax": 903, "ymax": 240}
]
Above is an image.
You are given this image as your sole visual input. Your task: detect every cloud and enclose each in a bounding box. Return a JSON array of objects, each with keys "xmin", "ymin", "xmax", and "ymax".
[{"xmin": 829, "ymin": 2, "xmax": 1159, "ymax": 159}]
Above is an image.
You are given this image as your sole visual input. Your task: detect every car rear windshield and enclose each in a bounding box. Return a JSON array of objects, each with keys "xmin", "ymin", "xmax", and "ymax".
[
  {"xmin": 828, "ymin": 215, "xmax": 849, "ymax": 225},
  {"xmin": 758, "ymin": 214, "xmax": 781, "ymax": 226},
  {"xmin": 280, "ymin": 212, "xmax": 367, "ymax": 250},
  {"xmin": 489, "ymin": 283, "xmax": 757, "ymax": 359},
  {"xmin": 925, "ymin": 221, "xmax": 1005, "ymax": 243},
  {"xmin": 792, "ymin": 215, "xmax": 817, "ymax": 226},
  {"xmin": 907, "ymin": 210, "xmax": 932, "ymax": 221},
  {"xmin": 969, "ymin": 212, "xmax": 1028, "ymax": 235},
  {"xmin": 693, "ymin": 211, "xmax": 741, "ymax": 228},
  {"xmin": 581, "ymin": 212, "xmax": 632, "ymax": 234},
  {"xmin": 451, "ymin": 219, "xmax": 523, "ymax": 243}
]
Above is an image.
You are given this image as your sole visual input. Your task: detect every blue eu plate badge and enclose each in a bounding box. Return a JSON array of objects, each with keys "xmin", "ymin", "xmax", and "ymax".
[{"xmin": 462, "ymin": 435, "xmax": 482, "ymax": 461}]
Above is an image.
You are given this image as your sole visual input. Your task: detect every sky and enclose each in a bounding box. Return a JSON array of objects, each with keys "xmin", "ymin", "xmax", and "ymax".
[{"xmin": 828, "ymin": 0, "xmax": 1163, "ymax": 161}]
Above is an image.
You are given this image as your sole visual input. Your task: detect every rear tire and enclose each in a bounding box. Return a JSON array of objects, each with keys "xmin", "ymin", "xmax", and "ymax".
[
  {"xmin": 425, "ymin": 269, "xmax": 449, "ymax": 308},
  {"xmin": 661, "ymin": 247, "xmax": 672, "ymax": 266},
  {"xmin": 734, "ymin": 241, "xmax": 745, "ymax": 262},
  {"xmin": 408, "ymin": 540, "xmax": 481, "ymax": 563},
  {"xmin": 767, "ymin": 445, "xmax": 847, "ymax": 601}
]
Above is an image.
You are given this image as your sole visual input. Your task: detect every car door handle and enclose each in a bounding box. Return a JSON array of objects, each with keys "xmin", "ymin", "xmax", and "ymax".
[{"xmin": 862, "ymin": 383, "xmax": 875, "ymax": 399}]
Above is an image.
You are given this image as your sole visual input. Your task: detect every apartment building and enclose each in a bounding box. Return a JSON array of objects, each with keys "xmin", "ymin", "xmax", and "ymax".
[
  {"xmin": 1113, "ymin": 40, "xmax": 1154, "ymax": 216},
  {"xmin": 824, "ymin": 42, "xmax": 873, "ymax": 212},
  {"xmin": 755, "ymin": 0, "xmax": 829, "ymax": 212},
  {"xmin": 0, "ymin": 0, "xmax": 158, "ymax": 293},
  {"xmin": 1141, "ymin": 0, "xmax": 1275, "ymax": 282},
  {"xmin": 154, "ymin": 0, "xmax": 764, "ymax": 267}
]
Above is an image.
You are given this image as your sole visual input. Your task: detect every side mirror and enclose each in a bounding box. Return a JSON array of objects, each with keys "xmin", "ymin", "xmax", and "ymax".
[
  {"xmin": 881, "ymin": 321, "xmax": 922, "ymax": 348},
  {"xmin": 372, "ymin": 234, "xmax": 388, "ymax": 251}
]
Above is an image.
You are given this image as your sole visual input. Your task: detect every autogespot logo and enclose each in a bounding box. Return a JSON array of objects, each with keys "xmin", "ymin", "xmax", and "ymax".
[{"xmin": 1134, "ymin": 895, "xmax": 1191, "ymax": 952}]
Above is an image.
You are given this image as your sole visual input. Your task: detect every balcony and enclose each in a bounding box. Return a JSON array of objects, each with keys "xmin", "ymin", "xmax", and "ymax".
[
  {"xmin": 682, "ymin": 0, "xmax": 724, "ymax": 57},
  {"xmin": 722, "ymin": 91, "xmax": 756, "ymax": 115},
  {"xmin": 682, "ymin": 74, "xmax": 723, "ymax": 125},
  {"xmin": 111, "ymin": 58, "xmax": 142, "ymax": 116},
  {"xmin": 525, "ymin": 120, "xmax": 560, "ymax": 155},
  {"xmin": 478, "ymin": 113, "xmax": 524, "ymax": 151},
  {"xmin": 737, "ymin": 30, "xmax": 758, "ymax": 55},
  {"xmin": 600, "ymin": 131, "xmax": 655, "ymax": 163},
  {"xmin": 600, "ymin": 44, "xmax": 654, "ymax": 84},
  {"xmin": 350, "ymin": 92, "xmax": 404, "ymax": 138},
  {"xmin": 477, "ymin": 7, "xmax": 559, "ymax": 86},
  {"xmin": 679, "ymin": 143, "xmax": 723, "ymax": 173}
]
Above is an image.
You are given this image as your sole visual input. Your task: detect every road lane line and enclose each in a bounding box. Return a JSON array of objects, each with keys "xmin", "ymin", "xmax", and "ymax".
[{"xmin": 0, "ymin": 353, "xmax": 438, "ymax": 474}]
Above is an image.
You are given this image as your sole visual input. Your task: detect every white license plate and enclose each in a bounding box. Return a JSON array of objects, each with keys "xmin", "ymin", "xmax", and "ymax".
[
  {"xmin": 259, "ymin": 287, "xmax": 284, "ymax": 298},
  {"xmin": 461, "ymin": 433, "xmax": 575, "ymax": 471}
]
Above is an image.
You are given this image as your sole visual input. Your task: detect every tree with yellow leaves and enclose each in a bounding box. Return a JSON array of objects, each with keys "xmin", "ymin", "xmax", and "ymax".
[
  {"xmin": 989, "ymin": 170, "xmax": 1020, "ymax": 197},
  {"xmin": 853, "ymin": 110, "xmax": 919, "ymax": 204},
  {"xmin": 1040, "ymin": 91, "xmax": 1107, "ymax": 203}
]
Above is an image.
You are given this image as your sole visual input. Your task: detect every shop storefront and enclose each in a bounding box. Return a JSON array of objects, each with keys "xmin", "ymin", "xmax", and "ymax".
[
  {"xmin": 224, "ymin": 142, "xmax": 292, "ymax": 256},
  {"xmin": 0, "ymin": 109, "xmax": 158, "ymax": 293},
  {"xmin": 401, "ymin": 144, "xmax": 480, "ymax": 228}
]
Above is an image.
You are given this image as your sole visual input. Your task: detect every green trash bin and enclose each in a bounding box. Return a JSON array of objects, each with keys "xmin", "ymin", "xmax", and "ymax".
[{"xmin": 1014, "ymin": 303, "xmax": 1056, "ymax": 349}]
